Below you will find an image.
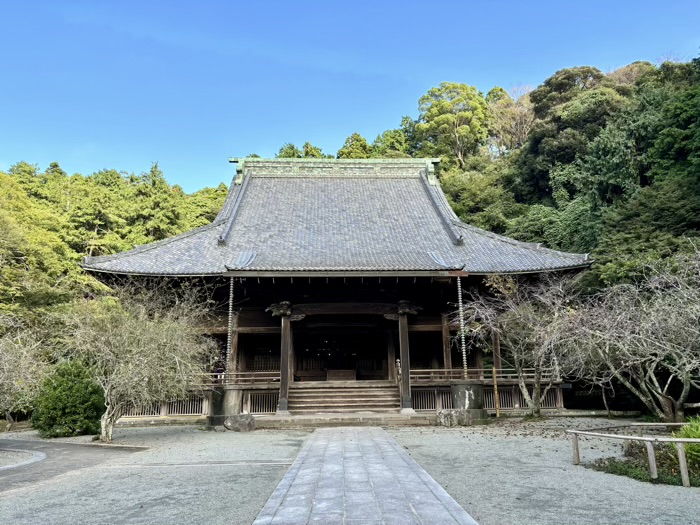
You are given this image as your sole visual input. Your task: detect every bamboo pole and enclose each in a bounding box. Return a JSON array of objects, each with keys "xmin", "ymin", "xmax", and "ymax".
[{"xmin": 492, "ymin": 366, "xmax": 500, "ymax": 418}]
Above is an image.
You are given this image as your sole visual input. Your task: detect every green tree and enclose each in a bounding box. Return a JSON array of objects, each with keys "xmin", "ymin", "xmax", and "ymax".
[
  {"xmin": 276, "ymin": 143, "xmax": 303, "ymax": 158},
  {"xmin": 337, "ymin": 133, "xmax": 373, "ymax": 159},
  {"xmin": 415, "ymin": 82, "xmax": 489, "ymax": 168},
  {"xmin": 372, "ymin": 129, "xmax": 410, "ymax": 158}
]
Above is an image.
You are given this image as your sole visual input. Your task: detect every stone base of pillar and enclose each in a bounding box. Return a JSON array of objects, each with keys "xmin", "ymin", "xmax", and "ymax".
[
  {"xmin": 400, "ymin": 407, "xmax": 417, "ymax": 415},
  {"xmin": 436, "ymin": 409, "xmax": 489, "ymax": 427},
  {"xmin": 277, "ymin": 397, "xmax": 290, "ymax": 415},
  {"xmin": 450, "ymin": 380, "xmax": 484, "ymax": 410}
]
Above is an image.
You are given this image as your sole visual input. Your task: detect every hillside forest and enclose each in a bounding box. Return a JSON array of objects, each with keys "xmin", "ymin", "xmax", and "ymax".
[{"xmin": 3, "ymin": 58, "xmax": 699, "ymax": 323}]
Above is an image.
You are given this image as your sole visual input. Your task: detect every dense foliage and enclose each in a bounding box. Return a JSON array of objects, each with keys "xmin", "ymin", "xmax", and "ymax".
[
  {"xmin": 0, "ymin": 162, "xmax": 228, "ymax": 320},
  {"xmin": 32, "ymin": 360, "xmax": 104, "ymax": 438}
]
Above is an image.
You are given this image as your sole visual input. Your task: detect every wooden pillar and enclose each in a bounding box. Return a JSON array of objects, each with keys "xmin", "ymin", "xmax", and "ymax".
[
  {"xmin": 278, "ymin": 314, "xmax": 292, "ymax": 414},
  {"xmin": 492, "ymin": 332, "xmax": 502, "ymax": 370},
  {"xmin": 441, "ymin": 314, "xmax": 452, "ymax": 370},
  {"xmin": 398, "ymin": 313, "xmax": 413, "ymax": 412},
  {"xmin": 475, "ymin": 347, "xmax": 484, "ymax": 378},
  {"xmin": 387, "ymin": 331, "xmax": 396, "ymax": 381},
  {"xmin": 226, "ymin": 312, "xmax": 239, "ymax": 373}
]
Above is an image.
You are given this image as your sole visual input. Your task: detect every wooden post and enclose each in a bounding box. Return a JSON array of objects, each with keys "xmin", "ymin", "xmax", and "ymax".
[
  {"xmin": 492, "ymin": 366, "xmax": 500, "ymax": 418},
  {"xmin": 387, "ymin": 331, "xmax": 396, "ymax": 381},
  {"xmin": 475, "ymin": 347, "xmax": 484, "ymax": 378},
  {"xmin": 572, "ymin": 433, "xmax": 580, "ymax": 465},
  {"xmin": 398, "ymin": 313, "xmax": 413, "ymax": 412},
  {"xmin": 677, "ymin": 443, "xmax": 690, "ymax": 487},
  {"xmin": 227, "ymin": 312, "xmax": 239, "ymax": 374},
  {"xmin": 645, "ymin": 442, "xmax": 658, "ymax": 479},
  {"xmin": 441, "ymin": 314, "xmax": 452, "ymax": 371},
  {"xmin": 492, "ymin": 332, "xmax": 502, "ymax": 370},
  {"xmin": 278, "ymin": 315, "xmax": 292, "ymax": 414},
  {"xmin": 556, "ymin": 386, "xmax": 564, "ymax": 409}
]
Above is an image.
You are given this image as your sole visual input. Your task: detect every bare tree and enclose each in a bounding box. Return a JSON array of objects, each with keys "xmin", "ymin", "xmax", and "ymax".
[
  {"xmin": 461, "ymin": 273, "xmax": 582, "ymax": 416},
  {"xmin": 0, "ymin": 327, "xmax": 48, "ymax": 430},
  {"xmin": 488, "ymin": 86, "xmax": 536, "ymax": 155},
  {"xmin": 571, "ymin": 252, "xmax": 700, "ymax": 422},
  {"xmin": 59, "ymin": 280, "xmax": 219, "ymax": 442}
]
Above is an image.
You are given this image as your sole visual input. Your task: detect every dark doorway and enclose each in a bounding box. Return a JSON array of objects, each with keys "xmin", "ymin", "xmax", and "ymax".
[{"xmin": 294, "ymin": 315, "xmax": 389, "ymax": 381}]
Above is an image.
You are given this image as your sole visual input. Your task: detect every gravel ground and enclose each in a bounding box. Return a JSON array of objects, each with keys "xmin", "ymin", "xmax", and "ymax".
[
  {"xmin": 2, "ymin": 419, "xmax": 698, "ymax": 525},
  {"xmin": 0, "ymin": 426, "xmax": 311, "ymax": 525},
  {"xmin": 0, "ymin": 450, "xmax": 33, "ymax": 468},
  {"xmin": 390, "ymin": 417, "xmax": 699, "ymax": 525}
]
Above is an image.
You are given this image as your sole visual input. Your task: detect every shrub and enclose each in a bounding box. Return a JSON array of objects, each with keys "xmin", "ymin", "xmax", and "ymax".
[
  {"xmin": 32, "ymin": 361, "xmax": 104, "ymax": 438},
  {"xmin": 673, "ymin": 416, "xmax": 700, "ymax": 465}
]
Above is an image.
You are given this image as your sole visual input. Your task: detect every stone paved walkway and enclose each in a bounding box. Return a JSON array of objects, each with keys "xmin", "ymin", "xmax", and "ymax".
[{"xmin": 253, "ymin": 427, "xmax": 478, "ymax": 525}]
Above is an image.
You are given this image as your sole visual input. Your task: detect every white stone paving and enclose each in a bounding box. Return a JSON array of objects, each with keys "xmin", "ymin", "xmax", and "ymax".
[{"xmin": 253, "ymin": 427, "xmax": 479, "ymax": 525}]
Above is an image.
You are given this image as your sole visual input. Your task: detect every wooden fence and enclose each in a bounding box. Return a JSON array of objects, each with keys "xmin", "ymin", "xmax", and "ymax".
[
  {"xmin": 412, "ymin": 385, "xmax": 562, "ymax": 412},
  {"xmin": 121, "ymin": 394, "xmax": 208, "ymax": 418},
  {"xmin": 567, "ymin": 423, "xmax": 700, "ymax": 488}
]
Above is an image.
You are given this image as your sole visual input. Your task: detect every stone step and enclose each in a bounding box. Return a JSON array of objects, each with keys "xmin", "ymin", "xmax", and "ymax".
[
  {"xmin": 290, "ymin": 394, "xmax": 398, "ymax": 401},
  {"xmin": 289, "ymin": 399, "xmax": 399, "ymax": 410},
  {"xmin": 288, "ymin": 384, "xmax": 401, "ymax": 412},
  {"xmin": 289, "ymin": 391, "xmax": 399, "ymax": 398},
  {"xmin": 290, "ymin": 407, "xmax": 401, "ymax": 414}
]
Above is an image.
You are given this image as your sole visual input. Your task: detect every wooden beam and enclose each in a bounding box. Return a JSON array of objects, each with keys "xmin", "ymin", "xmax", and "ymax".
[
  {"xmin": 408, "ymin": 324, "xmax": 442, "ymax": 332},
  {"xmin": 224, "ymin": 270, "xmax": 459, "ymax": 278},
  {"xmin": 292, "ymin": 302, "xmax": 396, "ymax": 316},
  {"xmin": 237, "ymin": 326, "xmax": 281, "ymax": 334}
]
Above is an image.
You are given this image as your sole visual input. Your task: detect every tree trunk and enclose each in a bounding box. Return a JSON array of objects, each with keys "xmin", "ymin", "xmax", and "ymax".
[
  {"xmin": 4, "ymin": 411, "xmax": 14, "ymax": 431},
  {"xmin": 532, "ymin": 376, "xmax": 542, "ymax": 417},
  {"xmin": 100, "ymin": 408, "xmax": 117, "ymax": 442}
]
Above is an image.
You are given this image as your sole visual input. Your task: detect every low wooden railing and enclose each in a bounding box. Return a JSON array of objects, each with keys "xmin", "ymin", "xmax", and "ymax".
[
  {"xmin": 410, "ymin": 368, "xmax": 556, "ymax": 382},
  {"xmin": 222, "ymin": 370, "xmax": 280, "ymax": 385},
  {"xmin": 567, "ymin": 423, "xmax": 700, "ymax": 488}
]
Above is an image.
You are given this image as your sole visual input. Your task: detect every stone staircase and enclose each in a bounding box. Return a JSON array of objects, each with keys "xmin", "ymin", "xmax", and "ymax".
[{"xmin": 288, "ymin": 381, "xmax": 401, "ymax": 414}]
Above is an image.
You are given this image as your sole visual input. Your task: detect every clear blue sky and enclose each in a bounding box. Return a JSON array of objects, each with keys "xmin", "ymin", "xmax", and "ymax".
[{"xmin": 1, "ymin": 1, "xmax": 698, "ymax": 192}]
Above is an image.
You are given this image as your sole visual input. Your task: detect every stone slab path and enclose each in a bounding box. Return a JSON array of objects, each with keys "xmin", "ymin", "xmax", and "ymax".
[{"xmin": 253, "ymin": 427, "xmax": 478, "ymax": 525}]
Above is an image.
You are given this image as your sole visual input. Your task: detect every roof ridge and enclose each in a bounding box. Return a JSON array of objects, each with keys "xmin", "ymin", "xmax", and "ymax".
[
  {"xmin": 229, "ymin": 157, "xmax": 441, "ymax": 164},
  {"xmin": 82, "ymin": 220, "xmax": 224, "ymax": 266},
  {"xmin": 452, "ymin": 221, "xmax": 589, "ymax": 261},
  {"xmin": 419, "ymin": 170, "xmax": 464, "ymax": 246},
  {"xmin": 218, "ymin": 168, "xmax": 252, "ymax": 245}
]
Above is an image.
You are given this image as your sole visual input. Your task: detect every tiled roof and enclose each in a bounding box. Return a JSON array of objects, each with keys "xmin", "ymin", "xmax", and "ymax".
[{"xmin": 82, "ymin": 158, "xmax": 589, "ymax": 276}]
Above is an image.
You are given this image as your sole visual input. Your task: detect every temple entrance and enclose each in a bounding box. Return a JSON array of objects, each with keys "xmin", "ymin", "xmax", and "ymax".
[{"xmin": 293, "ymin": 315, "xmax": 390, "ymax": 381}]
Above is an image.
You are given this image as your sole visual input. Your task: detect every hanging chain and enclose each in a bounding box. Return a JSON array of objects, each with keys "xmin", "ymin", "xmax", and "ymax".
[
  {"xmin": 457, "ymin": 276, "xmax": 468, "ymax": 379},
  {"xmin": 225, "ymin": 276, "xmax": 235, "ymax": 371}
]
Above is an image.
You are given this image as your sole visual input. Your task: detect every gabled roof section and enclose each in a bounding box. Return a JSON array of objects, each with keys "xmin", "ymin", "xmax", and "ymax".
[{"xmin": 82, "ymin": 158, "xmax": 590, "ymax": 276}]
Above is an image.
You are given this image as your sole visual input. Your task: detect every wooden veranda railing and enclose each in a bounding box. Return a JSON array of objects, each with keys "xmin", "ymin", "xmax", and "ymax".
[
  {"xmin": 204, "ymin": 371, "xmax": 281, "ymax": 385},
  {"xmin": 409, "ymin": 368, "xmax": 556, "ymax": 382}
]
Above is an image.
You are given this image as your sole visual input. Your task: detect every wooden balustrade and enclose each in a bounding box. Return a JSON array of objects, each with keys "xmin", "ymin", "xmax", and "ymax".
[{"xmin": 409, "ymin": 368, "xmax": 555, "ymax": 382}]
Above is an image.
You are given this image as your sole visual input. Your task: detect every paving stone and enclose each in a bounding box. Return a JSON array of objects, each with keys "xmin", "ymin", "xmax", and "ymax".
[{"xmin": 252, "ymin": 427, "xmax": 478, "ymax": 525}]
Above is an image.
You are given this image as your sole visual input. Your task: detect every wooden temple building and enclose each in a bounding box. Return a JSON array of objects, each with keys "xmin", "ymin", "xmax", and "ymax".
[{"xmin": 83, "ymin": 158, "xmax": 589, "ymax": 419}]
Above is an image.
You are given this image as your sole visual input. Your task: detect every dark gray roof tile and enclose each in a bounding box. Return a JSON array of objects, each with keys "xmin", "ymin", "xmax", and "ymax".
[{"xmin": 83, "ymin": 158, "xmax": 589, "ymax": 275}]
